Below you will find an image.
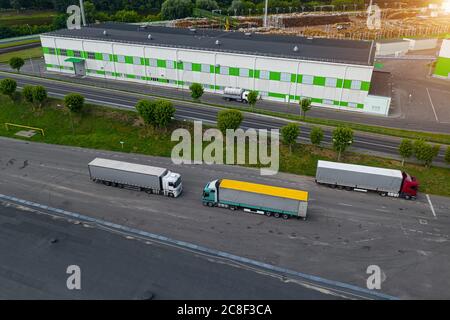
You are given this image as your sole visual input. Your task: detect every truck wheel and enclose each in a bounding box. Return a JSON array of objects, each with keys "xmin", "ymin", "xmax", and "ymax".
[
  {"xmin": 345, "ymin": 186, "xmax": 353, "ymax": 191},
  {"xmin": 207, "ymin": 202, "xmax": 213, "ymax": 207},
  {"xmin": 282, "ymin": 214, "xmax": 289, "ymax": 220},
  {"xmin": 146, "ymin": 189, "xmax": 153, "ymax": 194},
  {"xmin": 105, "ymin": 181, "xmax": 111, "ymax": 186},
  {"xmin": 404, "ymin": 195, "xmax": 411, "ymax": 200},
  {"xmin": 330, "ymin": 184, "xmax": 336, "ymax": 189},
  {"xmin": 380, "ymin": 192, "xmax": 387, "ymax": 197},
  {"xmin": 273, "ymin": 212, "xmax": 281, "ymax": 218},
  {"xmin": 202, "ymin": 201, "xmax": 208, "ymax": 206},
  {"xmin": 265, "ymin": 212, "xmax": 272, "ymax": 217},
  {"xmin": 168, "ymin": 193, "xmax": 174, "ymax": 198}
]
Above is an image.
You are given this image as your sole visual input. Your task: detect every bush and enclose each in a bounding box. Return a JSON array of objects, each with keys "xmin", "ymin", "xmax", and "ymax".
[
  {"xmin": 281, "ymin": 123, "xmax": 300, "ymax": 153},
  {"xmin": 136, "ymin": 99, "xmax": 156, "ymax": 126},
  {"xmin": 247, "ymin": 90, "xmax": 258, "ymax": 108},
  {"xmin": 332, "ymin": 127, "xmax": 353, "ymax": 161},
  {"xmin": 9, "ymin": 57, "xmax": 25, "ymax": 73},
  {"xmin": 445, "ymin": 146, "xmax": 450, "ymax": 165},
  {"xmin": 217, "ymin": 109, "xmax": 243, "ymax": 133},
  {"xmin": 153, "ymin": 100, "xmax": 176, "ymax": 128},
  {"xmin": 195, "ymin": 0, "xmax": 219, "ymax": 11},
  {"xmin": 64, "ymin": 93, "xmax": 85, "ymax": 113},
  {"xmin": 22, "ymin": 85, "xmax": 34, "ymax": 104},
  {"xmin": 414, "ymin": 139, "xmax": 440, "ymax": 167},
  {"xmin": 398, "ymin": 139, "xmax": 414, "ymax": 166},
  {"xmin": 161, "ymin": 0, "xmax": 194, "ymax": 20},
  {"xmin": 310, "ymin": 126, "xmax": 324, "ymax": 146},
  {"xmin": 32, "ymin": 86, "xmax": 47, "ymax": 109},
  {"xmin": 189, "ymin": 83, "xmax": 204, "ymax": 100},
  {"xmin": 0, "ymin": 78, "xmax": 17, "ymax": 100}
]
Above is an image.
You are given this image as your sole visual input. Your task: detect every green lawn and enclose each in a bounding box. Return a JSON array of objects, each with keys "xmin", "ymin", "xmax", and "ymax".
[
  {"xmin": 0, "ymin": 10, "xmax": 56, "ymax": 26},
  {"xmin": 0, "ymin": 46, "xmax": 43, "ymax": 63},
  {"xmin": 0, "ymin": 95, "xmax": 449, "ymax": 197}
]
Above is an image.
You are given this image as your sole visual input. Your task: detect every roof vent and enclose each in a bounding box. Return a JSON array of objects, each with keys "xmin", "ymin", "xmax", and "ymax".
[
  {"xmin": 148, "ymin": 34, "xmax": 152, "ymax": 40},
  {"xmin": 215, "ymin": 40, "xmax": 221, "ymax": 46},
  {"xmin": 293, "ymin": 45, "xmax": 299, "ymax": 52}
]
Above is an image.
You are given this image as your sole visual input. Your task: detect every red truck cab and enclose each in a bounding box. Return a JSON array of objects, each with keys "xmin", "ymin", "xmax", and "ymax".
[{"xmin": 400, "ymin": 172, "xmax": 419, "ymax": 199}]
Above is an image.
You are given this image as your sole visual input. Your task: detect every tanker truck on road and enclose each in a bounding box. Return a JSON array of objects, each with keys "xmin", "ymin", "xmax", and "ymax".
[
  {"xmin": 315, "ymin": 160, "xmax": 419, "ymax": 199},
  {"xmin": 202, "ymin": 179, "xmax": 309, "ymax": 220}
]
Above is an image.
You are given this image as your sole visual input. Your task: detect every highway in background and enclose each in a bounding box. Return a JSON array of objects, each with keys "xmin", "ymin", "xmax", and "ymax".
[
  {"xmin": 0, "ymin": 72, "xmax": 448, "ymax": 163},
  {"xmin": 0, "ymin": 137, "xmax": 449, "ymax": 298}
]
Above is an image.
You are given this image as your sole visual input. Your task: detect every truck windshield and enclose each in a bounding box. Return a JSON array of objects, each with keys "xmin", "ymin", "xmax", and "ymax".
[{"xmin": 171, "ymin": 177, "xmax": 181, "ymax": 188}]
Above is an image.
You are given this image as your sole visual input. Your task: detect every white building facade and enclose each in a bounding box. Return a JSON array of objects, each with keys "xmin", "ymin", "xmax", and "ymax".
[{"xmin": 41, "ymin": 26, "xmax": 389, "ymax": 115}]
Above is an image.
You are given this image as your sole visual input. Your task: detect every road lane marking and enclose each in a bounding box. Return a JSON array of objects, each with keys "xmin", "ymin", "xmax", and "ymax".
[
  {"xmin": 426, "ymin": 194, "xmax": 437, "ymax": 219},
  {"xmin": 338, "ymin": 203, "xmax": 353, "ymax": 207},
  {"xmin": 0, "ymin": 193, "xmax": 397, "ymax": 300},
  {"xmin": 426, "ymin": 88, "xmax": 439, "ymax": 123}
]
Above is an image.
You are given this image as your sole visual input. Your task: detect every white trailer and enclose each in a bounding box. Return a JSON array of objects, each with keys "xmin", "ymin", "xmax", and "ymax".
[
  {"xmin": 315, "ymin": 160, "xmax": 418, "ymax": 199},
  {"xmin": 88, "ymin": 158, "xmax": 182, "ymax": 197}
]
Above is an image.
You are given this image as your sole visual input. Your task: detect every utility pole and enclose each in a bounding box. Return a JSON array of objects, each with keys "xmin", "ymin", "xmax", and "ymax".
[
  {"xmin": 80, "ymin": 0, "xmax": 87, "ymax": 26},
  {"xmin": 263, "ymin": 0, "xmax": 268, "ymax": 28}
]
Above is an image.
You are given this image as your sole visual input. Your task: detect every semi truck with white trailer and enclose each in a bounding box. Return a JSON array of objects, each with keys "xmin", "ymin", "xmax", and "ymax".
[
  {"xmin": 315, "ymin": 160, "xmax": 419, "ymax": 199},
  {"xmin": 222, "ymin": 87, "xmax": 250, "ymax": 103},
  {"xmin": 88, "ymin": 158, "xmax": 183, "ymax": 197},
  {"xmin": 202, "ymin": 179, "xmax": 308, "ymax": 219}
]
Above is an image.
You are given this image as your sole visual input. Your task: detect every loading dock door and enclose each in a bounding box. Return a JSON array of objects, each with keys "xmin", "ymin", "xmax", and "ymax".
[{"xmin": 65, "ymin": 57, "xmax": 86, "ymax": 76}]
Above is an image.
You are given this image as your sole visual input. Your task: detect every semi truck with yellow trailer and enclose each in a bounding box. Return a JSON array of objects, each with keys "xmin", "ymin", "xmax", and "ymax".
[{"xmin": 202, "ymin": 179, "xmax": 309, "ymax": 220}]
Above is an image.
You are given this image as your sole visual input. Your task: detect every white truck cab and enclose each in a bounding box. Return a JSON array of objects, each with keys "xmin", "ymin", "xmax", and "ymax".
[{"xmin": 162, "ymin": 171, "xmax": 183, "ymax": 197}]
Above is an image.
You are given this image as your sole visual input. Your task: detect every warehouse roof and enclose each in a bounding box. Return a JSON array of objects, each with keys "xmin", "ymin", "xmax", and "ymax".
[
  {"xmin": 45, "ymin": 22, "xmax": 375, "ymax": 66},
  {"xmin": 220, "ymin": 179, "xmax": 309, "ymax": 202}
]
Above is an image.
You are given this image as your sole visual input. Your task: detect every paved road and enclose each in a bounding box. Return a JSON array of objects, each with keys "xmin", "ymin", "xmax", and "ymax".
[
  {"xmin": 2, "ymin": 58, "xmax": 450, "ymax": 134},
  {"xmin": 0, "ymin": 71, "xmax": 448, "ymax": 164},
  {"xmin": 0, "ymin": 137, "xmax": 449, "ymax": 299},
  {"xmin": 0, "ymin": 201, "xmax": 340, "ymax": 299},
  {"xmin": 0, "ymin": 42, "xmax": 40, "ymax": 55}
]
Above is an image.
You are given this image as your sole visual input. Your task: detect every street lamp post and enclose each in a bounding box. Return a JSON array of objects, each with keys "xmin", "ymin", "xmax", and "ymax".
[{"xmin": 26, "ymin": 24, "xmax": 35, "ymax": 74}]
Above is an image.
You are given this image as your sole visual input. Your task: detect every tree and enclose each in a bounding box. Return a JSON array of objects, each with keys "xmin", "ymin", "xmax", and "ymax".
[
  {"xmin": 189, "ymin": 83, "xmax": 204, "ymax": 101},
  {"xmin": 281, "ymin": 123, "xmax": 300, "ymax": 154},
  {"xmin": 83, "ymin": 1, "xmax": 96, "ymax": 24},
  {"xmin": 114, "ymin": 10, "xmax": 140, "ymax": 22},
  {"xmin": 332, "ymin": 127, "xmax": 353, "ymax": 161},
  {"xmin": 64, "ymin": 93, "xmax": 85, "ymax": 113},
  {"xmin": 153, "ymin": 99, "xmax": 175, "ymax": 128},
  {"xmin": 22, "ymin": 85, "xmax": 34, "ymax": 104},
  {"xmin": 414, "ymin": 139, "xmax": 440, "ymax": 167},
  {"xmin": 300, "ymin": 98, "xmax": 312, "ymax": 120},
  {"xmin": 52, "ymin": 13, "xmax": 69, "ymax": 29},
  {"xmin": 195, "ymin": 0, "xmax": 219, "ymax": 11},
  {"xmin": 310, "ymin": 126, "xmax": 324, "ymax": 147},
  {"xmin": 32, "ymin": 86, "xmax": 47, "ymax": 110},
  {"xmin": 9, "ymin": 56, "xmax": 25, "ymax": 73},
  {"xmin": 136, "ymin": 99, "xmax": 156, "ymax": 126},
  {"xmin": 0, "ymin": 78, "xmax": 17, "ymax": 100},
  {"xmin": 217, "ymin": 109, "xmax": 243, "ymax": 133},
  {"xmin": 398, "ymin": 139, "xmax": 414, "ymax": 166},
  {"xmin": 445, "ymin": 146, "xmax": 450, "ymax": 165},
  {"xmin": 247, "ymin": 90, "xmax": 258, "ymax": 109},
  {"xmin": 160, "ymin": 0, "xmax": 194, "ymax": 20}
]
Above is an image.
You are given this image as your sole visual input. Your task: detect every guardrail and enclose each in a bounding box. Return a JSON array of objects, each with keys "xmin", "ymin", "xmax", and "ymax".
[{"xmin": 4, "ymin": 123, "xmax": 45, "ymax": 136}]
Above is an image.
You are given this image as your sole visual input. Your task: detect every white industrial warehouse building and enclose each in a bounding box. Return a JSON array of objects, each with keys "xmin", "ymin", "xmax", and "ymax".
[{"xmin": 40, "ymin": 22, "xmax": 391, "ymax": 115}]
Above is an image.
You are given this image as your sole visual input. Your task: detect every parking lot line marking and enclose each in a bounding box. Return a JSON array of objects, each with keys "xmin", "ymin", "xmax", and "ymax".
[
  {"xmin": 426, "ymin": 194, "xmax": 437, "ymax": 219},
  {"xmin": 426, "ymin": 88, "xmax": 439, "ymax": 123}
]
